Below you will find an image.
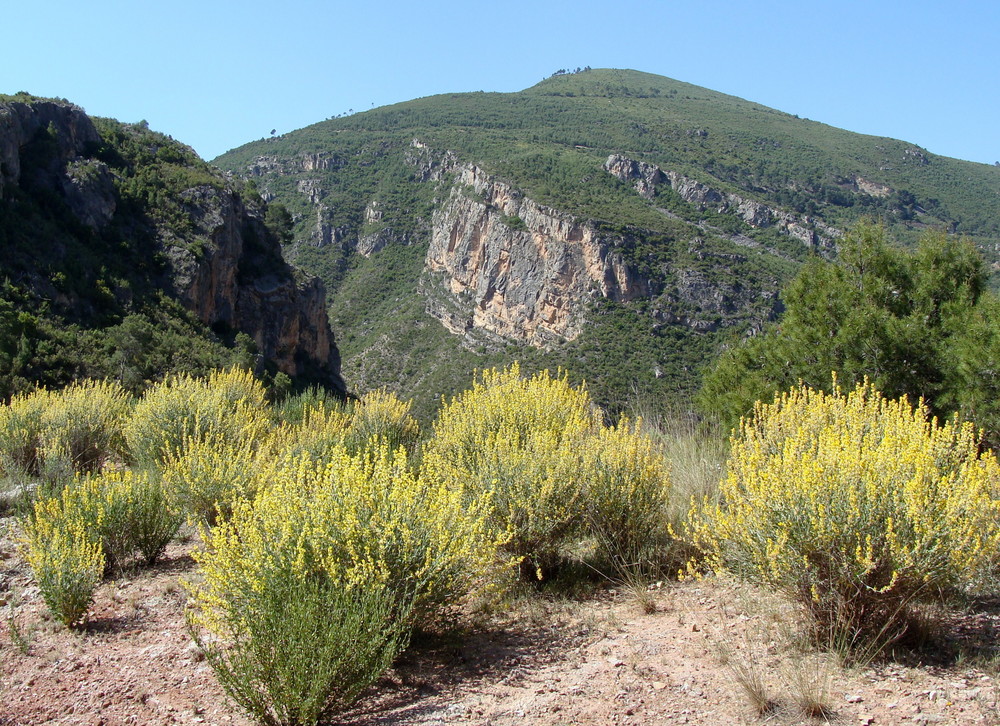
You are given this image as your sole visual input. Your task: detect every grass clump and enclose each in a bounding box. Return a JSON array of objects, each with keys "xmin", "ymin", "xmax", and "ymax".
[{"xmin": 685, "ymin": 377, "xmax": 1000, "ymax": 655}]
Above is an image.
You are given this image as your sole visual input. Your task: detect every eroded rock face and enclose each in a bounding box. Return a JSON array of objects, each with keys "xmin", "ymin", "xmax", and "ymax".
[
  {"xmin": 425, "ymin": 163, "xmax": 656, "ymax": 346},
  {"xmin": 0, "ymin": 98, "xmax": 345, "ymax": 392},
  {"xmin": 170, "ymin": 185, "xmax": 343, "ymax": 390},
  {"xmin": 604, "ymin": 154, "xmax": 840, "ymax": 250}
]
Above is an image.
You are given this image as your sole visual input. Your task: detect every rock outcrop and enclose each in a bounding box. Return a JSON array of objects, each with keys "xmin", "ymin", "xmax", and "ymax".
[
  {"xmin": 168, "ymin": 185, "xmax": 342, "ymax": 389},
  {"xmin": 0, "ymin": 97, "xmax": 344, "ymax": 392},
  {"xmin": 604, "ymin": 154, "xmax": 841, "ymax": 250},
  {"xmin": 424, "ymin": 162, "xmax": 657, "ymax": 346}
]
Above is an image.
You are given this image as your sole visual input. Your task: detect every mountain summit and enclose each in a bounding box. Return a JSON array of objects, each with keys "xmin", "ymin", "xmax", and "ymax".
[{"xmin": 215, "ymin": 69, "xmax": 1000, "ymax": 413}]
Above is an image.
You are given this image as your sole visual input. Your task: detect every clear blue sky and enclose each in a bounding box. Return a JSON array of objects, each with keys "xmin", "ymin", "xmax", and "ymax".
[{"xmin": 4, "ymin": 1, "xmax": 998, "ymax": 165}]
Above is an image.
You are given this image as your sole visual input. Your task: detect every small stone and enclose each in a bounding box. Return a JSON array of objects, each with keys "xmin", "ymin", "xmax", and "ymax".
[
  {"xmin": 652, "ymin": 682, "xmax": 667, "ymax": 691},
  {"xmin": 846, "ymin": 694, "xmax": 864, "ymax": 703}
]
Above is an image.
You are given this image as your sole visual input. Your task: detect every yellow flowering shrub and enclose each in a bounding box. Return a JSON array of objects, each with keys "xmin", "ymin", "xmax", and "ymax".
[
  {"xmin": 264, "ymin": 400, "xmax": 353, "ymax": 465},
  {"xmin": 27, "ymin": 470, "xmax": 182, "ymax": 574},
  {"xmin": 685, "ymin": 379, "xmax": 1000, "ymax": 646},
  {"xmin": 342, "ymin": 389, "xmax": 420, "ymax": 455},
  {"xmin": 191, "ymin": 445, "xmax": 499, "ymax": 629},
  {"xmin": 124, "ymin": 368, "xmax": 270, "ymax": 465},
  {"xmin": 20, "ymin": 497, "xmax": 104, "ymax": 627},
  {"xmin": 161, "ymin": 430, "xmax": 261, "ymax": 524},
  {"xmin": 265, "ymin": 389, "xmax": 419, "ymax": 465},
  {"xmin": 0, "ymin": 380, "xmax": 132, "ymax": 483},
  {"xmin": 187, "ymin": 445, "xmax": 498, "ymax": 724},
  {"xmin": 581, "ymin": 417, "xmax": 673, "ymax": 576},
  {"xmin": 0, "ymin": 388, "xmax": 50, "ymax": 477},
  {"xmin": 38, "ymin": 379, "xmax": 133, "ymax": 474},
  {"xmin": 421, "ymin": 365, "xmax": 599, "ymax": 578}
]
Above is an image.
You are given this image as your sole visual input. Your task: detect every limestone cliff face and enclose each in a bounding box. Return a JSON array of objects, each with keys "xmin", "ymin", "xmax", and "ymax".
[
  {"xmin": 424, "ymin": 162, "xmax": 656, "ymax": 346},
  {"xmin": 168, "ymin": 185, "xmax": 343, "ymax": 390},
  {"xmin": 604, "ymin": 154, "xmax": 841, "ymax": 250},
  {"xmin": 0, "ymin": 98, "xmax": 344, "ymax": 392}
]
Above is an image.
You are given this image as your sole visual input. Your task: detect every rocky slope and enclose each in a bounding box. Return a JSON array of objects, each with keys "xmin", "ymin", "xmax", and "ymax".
[{"xmin": 0, "ymin": 95, "xmax": 344, "ymax": 394}]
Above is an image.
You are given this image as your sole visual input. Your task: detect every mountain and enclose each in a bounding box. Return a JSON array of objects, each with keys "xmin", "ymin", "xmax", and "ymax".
[
  {"xmin": 214, "ymin": 69, "xmax": 1000, "ymax": 417},
  {"xmin": 0, "ymin": 94, "xmax": 345, "ymax": 397}
]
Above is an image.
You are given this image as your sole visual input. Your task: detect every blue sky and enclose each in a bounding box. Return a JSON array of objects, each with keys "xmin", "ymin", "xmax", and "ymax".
[{"xmin": 4, "ymin": 1, "xmax": 998, "ymax": 165}]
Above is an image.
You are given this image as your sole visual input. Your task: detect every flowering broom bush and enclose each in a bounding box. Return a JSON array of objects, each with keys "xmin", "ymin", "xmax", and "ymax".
[
  {"xmin": 421, "ymin": 365, "xmax": 598, "ymax": 579},
  {"xmin": 0, "ymin": 379, "xmax": 132, "ymax": 484},
  {"xmin": 581, "ymin": 416, "xmax": 673, "ymax": 576},
  {"xmin": 684, "ymin": 378, "xmax": 1000, "ymax": 649},
  {"xmin": 422, "ymin": 364, "xmax": 673, "ymax": 581},
  {"xmin": 20, "ymin": 497, "xmax": 104, "ymax": 627},
  {"xmin": 124, "ymin": 368, "xmax": 270, "ymax": 466},
  {"xmin": 187, "ymin": 444, "xmax": 500, "ymax": 724}
]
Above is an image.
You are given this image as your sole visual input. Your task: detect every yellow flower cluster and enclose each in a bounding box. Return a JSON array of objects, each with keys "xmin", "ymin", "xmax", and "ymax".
[
  {"xmin": 124, "ymin": 368, "xmax": 270, "ymax": 465},
  {"xmin": 422, "ymin": 364, "xmax": 673, "ymax": 579},
  {"xmin": 685, "ymin": 379, "xmax": 1000, "ymax": 635}
]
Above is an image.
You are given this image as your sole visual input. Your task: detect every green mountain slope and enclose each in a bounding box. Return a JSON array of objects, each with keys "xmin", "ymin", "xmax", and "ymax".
[{"xmin": 214, "ymin": 69, "xmax": 1000, "ymax": 417}]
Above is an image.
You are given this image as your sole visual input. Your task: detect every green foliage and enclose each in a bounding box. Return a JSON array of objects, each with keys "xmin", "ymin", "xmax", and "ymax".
[
  {"xmin": 685, "ymin": 380, "xmax": 1000, "ymax": 652},
  {"xmin": 193, "ymin": 574, "xmax": 409, "ymax": 726},
  {"xmin": 699, "ymin": 222, "xmax": 993, "ymax": 435}
]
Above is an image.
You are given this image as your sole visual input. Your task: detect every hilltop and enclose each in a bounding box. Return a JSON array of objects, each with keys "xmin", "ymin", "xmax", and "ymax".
[{"xmin": 215, "ymin": 69, "xmax": 1000, "ymax": 415}]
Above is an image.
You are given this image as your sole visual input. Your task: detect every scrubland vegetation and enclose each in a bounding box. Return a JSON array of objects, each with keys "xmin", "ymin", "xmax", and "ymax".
[{"xmin": 4, "ymin": 360, "xmax": 1000, "ymax": 725}]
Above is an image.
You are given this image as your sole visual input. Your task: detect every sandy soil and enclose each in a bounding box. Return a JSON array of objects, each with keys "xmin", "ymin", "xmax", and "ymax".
[{"xmin": 3, "ymin": 519, "xmax": 1000, "ymax": 726}]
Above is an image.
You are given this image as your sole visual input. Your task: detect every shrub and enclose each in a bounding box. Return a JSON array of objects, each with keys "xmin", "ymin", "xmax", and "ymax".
[
  {"xmin": 124, "ymin": 368, "xmax": 270, "ymax": 466},
  {"xmin": 421, "ymin": 364, "xmax": 599, "ymax": 579},
  {"xmin": 581, "ymin": 417, "xmax": 673, "ymax": 577},
  {"xmin": 0, "ymin": 380, "xmax": 132, "ymax": 492},
  {"xmin": 264, "ymin": 401, "xmax": 353, "ymax": 466},
  {"xmin": 0, "ymin": 388, "xmax": 50, "ymax": 478},
  {"xmin": 194, "ymin": 574, "xmax": 408, "ymax": 726},
  {"xmin": 685, "ymin": 379, "xmax": 1000, "ymax": 651},
  {"xmin": 342, "ymin": 389, "xmax": 420, "ymax": 455},
  {"xmin": 188, "ymin": 444, "xmax": 497, "ymax": 723},
  {"xmin": 39, "ymin": 379, "xmax": 133, "ymax": 474},
  {"xmin": 26, "ymin": 470, "xmax": 182, "ymax": 575},
  {"xmin": 20, "ymin": 496, "xmax": 104, "ymax": 626},
  {"xmin": 161, "ymin": 430, "xmax": 260, "ymax": 525}
]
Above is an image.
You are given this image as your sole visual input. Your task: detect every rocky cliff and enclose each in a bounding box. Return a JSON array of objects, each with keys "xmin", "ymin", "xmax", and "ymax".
[
  {"xmin": 167, "ymin": 184, "xmax": 342, "ymax": 387},
  {"xmin": 604, "ymin": 154, "xmax": 841, "ymax": 250},
  {"xmin": 0, "ymin": 96, "xmax": 344, "ymax": 392},
  {"xmin": 424, "ymin": 160, "xmax": 655, "ymax": 346}
]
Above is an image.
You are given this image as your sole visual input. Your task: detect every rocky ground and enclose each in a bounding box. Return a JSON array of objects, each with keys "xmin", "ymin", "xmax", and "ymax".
[{"xmin": 3, "ymin": 519, "xmax": 1000, "ymax": 726}]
